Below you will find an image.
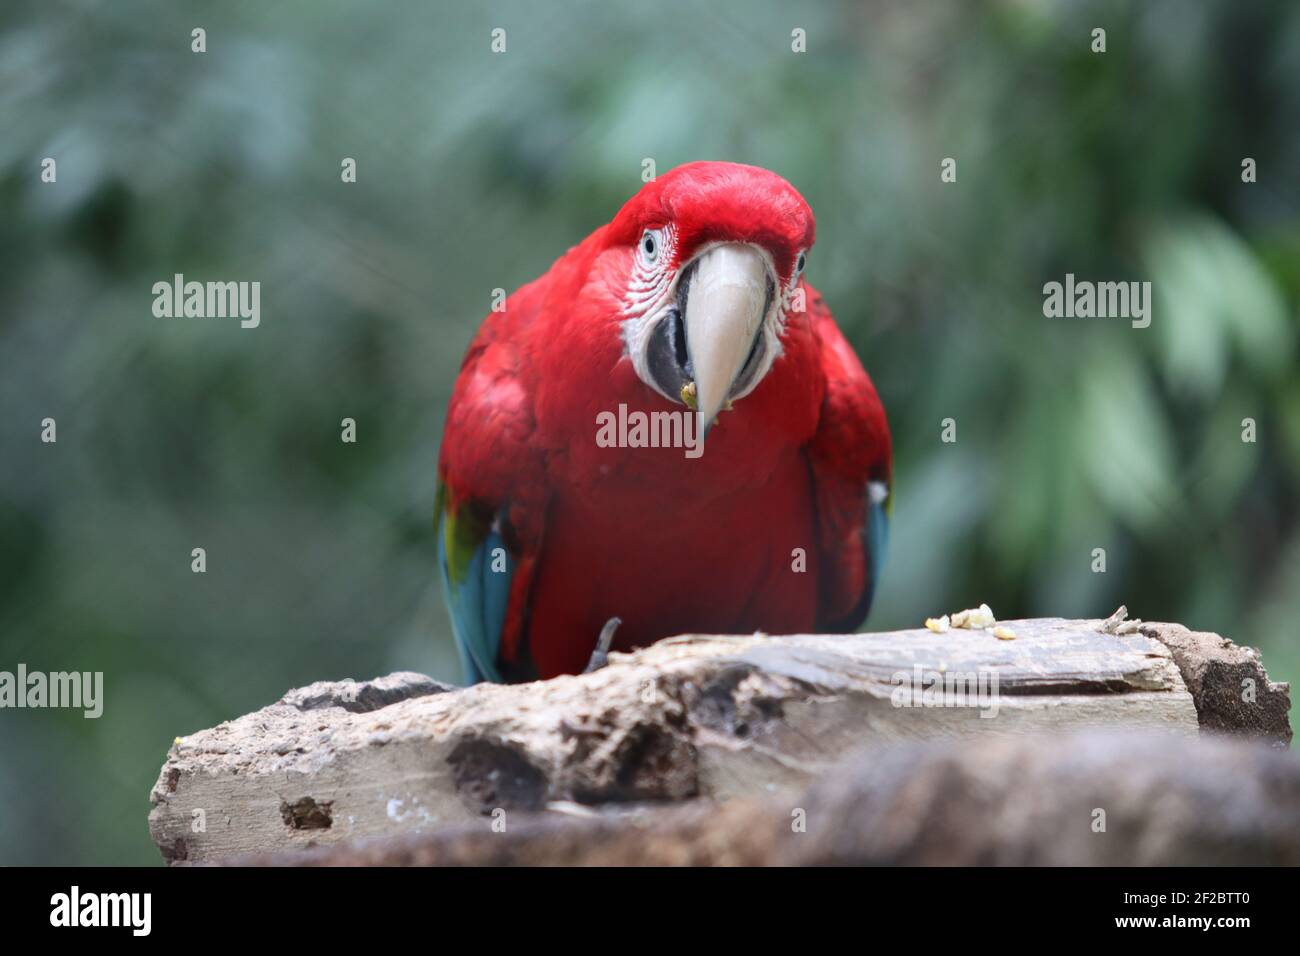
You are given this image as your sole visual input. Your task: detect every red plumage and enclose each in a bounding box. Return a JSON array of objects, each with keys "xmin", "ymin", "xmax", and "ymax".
[{"xmin": 438, "ymin": 162, "xmax": 891, "ymax": 681}]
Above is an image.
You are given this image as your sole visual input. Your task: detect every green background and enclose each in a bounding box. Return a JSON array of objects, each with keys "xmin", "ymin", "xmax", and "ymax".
[{"xmin": 2, "ymin": 0, "xmax": 1297, "ymax": 864}]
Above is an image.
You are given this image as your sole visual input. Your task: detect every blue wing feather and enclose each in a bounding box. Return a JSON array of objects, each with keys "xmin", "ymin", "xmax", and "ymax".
[
  {"xmin": 437, "ymin": 504, "xmax": 515, "ymax": 685},
  {"xmin": 865, "ymin": 495, "xmax": 890, "ymax": 614}
]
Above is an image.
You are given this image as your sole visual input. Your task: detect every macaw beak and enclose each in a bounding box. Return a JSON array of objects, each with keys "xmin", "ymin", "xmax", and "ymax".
[{"xmin": 682, "ymin": 243, "xmax": 771, "ymax": 440}]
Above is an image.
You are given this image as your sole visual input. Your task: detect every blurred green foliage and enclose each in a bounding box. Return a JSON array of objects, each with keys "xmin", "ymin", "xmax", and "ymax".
[{"xmin": 1, "ymin": 0, "xmax": 1298, "ymax": 864}]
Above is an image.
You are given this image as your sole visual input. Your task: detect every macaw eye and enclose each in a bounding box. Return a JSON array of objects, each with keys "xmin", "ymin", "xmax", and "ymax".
[
  {"xmin": 795, "ymin": 251, "xmax": 807, "ymax": 276},
  {"xmin": 639, "ymin": 229, "xmax": 663, "ymax": 266}
]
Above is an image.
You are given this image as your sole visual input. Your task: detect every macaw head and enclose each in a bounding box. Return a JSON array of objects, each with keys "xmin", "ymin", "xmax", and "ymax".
[{"xmin": 606, "ymin": 161, "xmax": 816, "ymax": 436}]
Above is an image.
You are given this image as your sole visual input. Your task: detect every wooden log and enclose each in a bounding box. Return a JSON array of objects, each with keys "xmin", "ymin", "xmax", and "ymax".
[
  {"xmin": 148, "ymin": 617, "xmax": 1291, "ymax": 863},
  {"xmin": 227, "ymin": 732, "xmax": 1300, "ymax": 867}
]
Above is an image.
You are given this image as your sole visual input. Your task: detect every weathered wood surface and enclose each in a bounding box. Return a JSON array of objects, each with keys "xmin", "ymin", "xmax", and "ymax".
[
  {"xmin": 230, "ymin": 732, "xmax": 1300, "ymax": 866},
  {"xmin": 148, "ymin": 617, "xmax": 1291, "ymax": 863}
]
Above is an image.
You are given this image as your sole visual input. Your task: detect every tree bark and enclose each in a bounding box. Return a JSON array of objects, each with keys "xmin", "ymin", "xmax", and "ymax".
[
  {"xmin": 229, "ymin": 732, "xmax": 1300, "ymax": 866},
  {"xmin": 148, "ymin": 617, "xmax": 1291, "ymax": 864}
]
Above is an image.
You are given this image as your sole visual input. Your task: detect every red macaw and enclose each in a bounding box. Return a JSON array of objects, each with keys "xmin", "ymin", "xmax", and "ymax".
[{"xmin": 437, "ymin": 161, "xmax": 891, "ymax": 682}]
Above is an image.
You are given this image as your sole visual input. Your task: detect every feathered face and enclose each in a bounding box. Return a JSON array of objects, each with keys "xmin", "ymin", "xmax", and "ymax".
[{"xmin": 607, "ymin": 162, "xmax": 816, "ymax": 435}]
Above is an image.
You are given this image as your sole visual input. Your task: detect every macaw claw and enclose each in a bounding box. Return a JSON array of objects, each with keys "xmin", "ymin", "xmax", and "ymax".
[{"xmin": 583, "ymin": 616, "xmax": 622, "ymax": 673}]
